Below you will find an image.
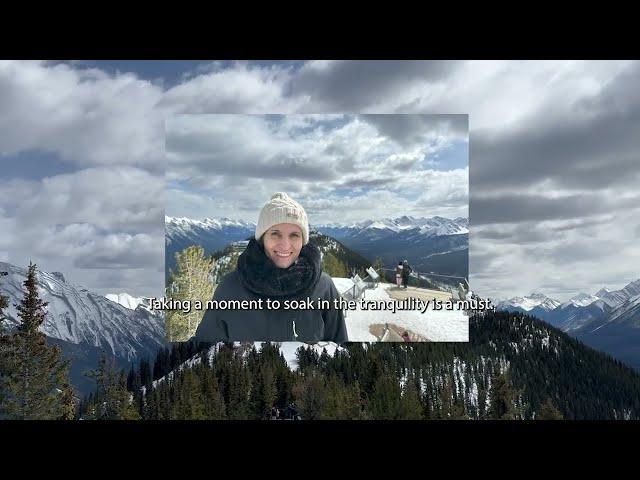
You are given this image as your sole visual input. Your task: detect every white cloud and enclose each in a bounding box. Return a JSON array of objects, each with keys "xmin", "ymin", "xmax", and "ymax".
[
  {"xmin": 0, "ymin": 61, "xmax": 165, "ymax": 170},
  {"xmin": 159, "ymin": 62, "xmax": 302, "ymax": 113},
  {"xmin": 2, "ymin": 167, "xmax": 164, "ymax": 233}
]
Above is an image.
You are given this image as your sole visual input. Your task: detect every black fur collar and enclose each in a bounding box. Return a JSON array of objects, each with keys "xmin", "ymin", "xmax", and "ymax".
[{"xmin": 237, "ymin": 238, "xmax": 322, "ymax": 299}]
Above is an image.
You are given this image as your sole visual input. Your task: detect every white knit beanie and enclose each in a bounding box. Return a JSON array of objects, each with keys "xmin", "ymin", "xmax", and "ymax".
[{"xmin": 255, "ymin": 192, "xmax": 310, "ymax": 245}]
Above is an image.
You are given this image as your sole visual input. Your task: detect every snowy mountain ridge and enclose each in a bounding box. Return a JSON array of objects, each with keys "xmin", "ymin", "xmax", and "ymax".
[
  {"xmin": 166, "ymin": 214, "xmax": 469, "ymax": 238},
  {"xmin": 496, "ymin": 279, "xmax": 640, "ymax": 369},
  {"xmin": 0, "ymin": 261, "xmax": 165, "ymax": 361},
  {"xmin": 319, "ymin": 215, "xmax": 469, "ymax": 237},
  {"xmin": 165, "ymin": 215, "xmax": 256, "ymax": 231},
  {"xmin": 498, "ymin": 279, "xmax": 640, "ymax": 314}
]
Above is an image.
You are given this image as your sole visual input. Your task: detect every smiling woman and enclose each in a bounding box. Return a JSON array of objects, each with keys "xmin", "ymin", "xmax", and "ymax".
[{"xmin": 194, "ymin": 192, "xmax": 348, "ymax": 343}]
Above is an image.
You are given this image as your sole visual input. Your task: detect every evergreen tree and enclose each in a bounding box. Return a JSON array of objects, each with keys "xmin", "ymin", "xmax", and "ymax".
[
  {"xmin": 58, "ymin": 377, "xmax": 77, "ymax": 420},
  {"xmin": 86, "ymin": 354, "xmax": 140, "ymax": 420},
  {"xmin": 321, "ymin": 251, "xmax": 348, "ymax": 278},
  {"xmin": 292, "ymin": 370, "xmax": 326, "ymax": 420},
  {"xmin": 199, "ymin": 364, "xmax": 226, "ymax": 419},
  {"xmin": 170, "ymin": 369, "xmax": 206, "ymax": 420},
  {"xmin": 0, "ymin": 271, "xmax": 10, "ymax": 412},
  {"xmin": 369, "ymin": 372, "xmax": 402, "ymax": 420},
  {"xmin": 249, "ymin": 363, "xmax": 277, "ymax": 419},
  {"xmin": 211, "ymin": 247, "xmax": 241, "ymax": 280},
  {"xmin": 436, "ymin": 372, "xmax": 468, "ymax": 420},
  {"xmin": 220, "ymin": 353, "xmax": 250, "ymax": 419},
  {"xmin": 0, "ymin": 270, "xmax": 8, "ymax": 323},
  {"xmin": 139, "ymin": 358, "xmax": 152, "ymax": 388},
  {"xmin": 398, "ymin": 374, "xmax": 423, "ymax": 420},
  {"xmin": 537, "ymin": 398, "xmax": 563, "ymax": 420},
  {"xmin": 166, "ymin": 246, "xmax": 215, "ymax": 342},
  {"xmin": 0, "ymin": 263, "xmax": 73, "ymax": 420},
  {"xmin": 321, "ymin": 375, "xmax": 362, "ymax": 419},
  {"xmin": 487, "ymin": 371, "xmax": 516, "ymax": 420}
]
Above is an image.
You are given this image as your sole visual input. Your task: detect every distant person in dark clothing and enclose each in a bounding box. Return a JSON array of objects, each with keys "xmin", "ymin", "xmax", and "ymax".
[
  {"xmin": 401, "ymin": 260, "xmax": 412, "ymax": 289},
  {"xmin": 395, "ymin": 261, "xmax": 403, "ymax": 288},
  {"xmin": 283, "ymin": 403, "xmax": 301, "ymax": 420}
]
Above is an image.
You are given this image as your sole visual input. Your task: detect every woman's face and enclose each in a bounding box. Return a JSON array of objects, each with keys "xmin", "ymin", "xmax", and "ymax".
[{"xmin": 262, "ymin": 223, "xmax": 304, "ymax": 269}]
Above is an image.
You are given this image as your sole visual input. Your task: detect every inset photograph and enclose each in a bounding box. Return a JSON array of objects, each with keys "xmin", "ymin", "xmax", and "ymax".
[{"xmin": 165, "ymin": 114, "xmax": 470, "ymax": 342}]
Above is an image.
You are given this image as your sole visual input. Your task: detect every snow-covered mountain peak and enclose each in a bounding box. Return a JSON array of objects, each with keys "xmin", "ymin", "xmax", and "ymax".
[
  {"xmin": 561, "ymin": 293, "xmax": 600, "ymax": 308},
  {"xmin": 497, "ymin": 292, "xmax": 560, "ymax": 312},
  {"xmin": 105, "ymin": 292, "xmax": 145, "ymax": 311},
  {"xmin": 363, "ymin": 219, "xmax": 400, "ymax": 232}
]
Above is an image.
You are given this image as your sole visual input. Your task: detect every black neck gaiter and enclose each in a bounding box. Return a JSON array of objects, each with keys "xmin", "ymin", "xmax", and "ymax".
[{"xmin": 236, "ymin": 238, "xmax": 322, "ymax": 300}]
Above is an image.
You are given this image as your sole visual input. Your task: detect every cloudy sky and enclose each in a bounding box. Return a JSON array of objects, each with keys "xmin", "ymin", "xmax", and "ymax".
[
  {"xmin": 166, "ymin": 114, "xmax": 469, "ymax": 224},
  {"xmin": 1, "ymin": 60, "xmax": 639, "ymax": 301}
]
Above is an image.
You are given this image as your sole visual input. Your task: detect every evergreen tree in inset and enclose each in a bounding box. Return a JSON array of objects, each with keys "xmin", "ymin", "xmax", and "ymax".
[
  {"xmin": 321, "ymin": 251, "xmax": 348, "ymax": 278},
  {"xmin": 373, "ymin": 257, "xmax": 386, "ymax": 282},
  {"xmin": 166, "ymin": 246, "xmax": 215, "ymax": 342},
  {"xmin": 0, "ymin": 262, "xmax": 73, "ymax": 419},
  {"xmin": 537, "ymin": 398, "xmax": 563, "ymax": 420}
]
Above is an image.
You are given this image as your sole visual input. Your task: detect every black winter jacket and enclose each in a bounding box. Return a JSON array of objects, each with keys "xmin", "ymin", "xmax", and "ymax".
[{"xmin": 194, "ymin": 239, "xmax": 348, "ymax": 343}]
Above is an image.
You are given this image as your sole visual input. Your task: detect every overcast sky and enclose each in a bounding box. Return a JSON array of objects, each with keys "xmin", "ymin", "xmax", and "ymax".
[
  {"xmin": 1, "ymin": 60, "xmax": 639, "ymax": 301},
  {"xmin": 166, "ymin": 114, "xmax": 469, "ymax": 224}
]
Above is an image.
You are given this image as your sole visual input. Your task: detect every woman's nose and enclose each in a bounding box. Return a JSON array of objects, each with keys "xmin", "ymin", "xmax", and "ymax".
[{"xmin": 277, "ymin": 237, "xmax": 290, "ymax": 248}]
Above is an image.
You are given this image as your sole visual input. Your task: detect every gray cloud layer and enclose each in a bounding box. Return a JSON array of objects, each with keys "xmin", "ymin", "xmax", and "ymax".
[
  {"xmin": 165, "ymin": 114, "xmax": 468, "ymax": 224},
  {"xmin": 1, "ymin": 60, "xmax": 638, "ymax": 300}
]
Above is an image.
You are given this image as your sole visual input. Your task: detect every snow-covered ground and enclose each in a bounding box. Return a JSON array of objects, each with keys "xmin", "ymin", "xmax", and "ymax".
[{"xmin": 331, "ymin": 278, "xmax": 468, "ymax": 342}]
